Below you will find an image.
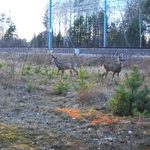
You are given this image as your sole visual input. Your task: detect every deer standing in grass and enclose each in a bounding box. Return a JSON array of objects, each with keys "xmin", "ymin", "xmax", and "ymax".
[
  {"xmin": 101, "ymin": 53, "xmax": 126, "ymax": 79},
  {"xmin": 51, "ymin": 55, "xmax": 78, "ymax": 77}
]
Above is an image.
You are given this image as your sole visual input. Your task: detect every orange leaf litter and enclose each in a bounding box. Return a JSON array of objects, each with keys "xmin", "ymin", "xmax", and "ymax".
[
  {"xmin": 91, "ymin": 113, "xmax": 116, "ymax": 125},
  {"xmin": 55, "ymin": 108, "xmax": 119, "ymax": 125},
  {"xmin": 55, "ymin": 108, "xmax": 81, "ymax": 119}
]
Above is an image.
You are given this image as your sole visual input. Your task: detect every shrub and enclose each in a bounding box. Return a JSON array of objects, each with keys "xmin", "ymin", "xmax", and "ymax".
[
  {"xmin": 53, "ymin": 79, "xmax": 70, "ymax": 95},
  {"xmin": 32, "ymin": 66, "xmax": 41, "ymax": 74},
  {"xmin": 39, "ymin": 67, "xmax": 48, "ymax": 76},
  {"xmin": 22, "ymin": 64, "xmax": 32, "ymax": 75},
  {"xmin": 78, "ymin": 66, "xmax": 90, "ymax": 80},
  {"xmin": 0, "ymin": 63, "xmax": 3, "ymax": 69},
  {"xmin": 76, "ymin": 79, "xmax": 94, "ymax": 90},
  {"xmin": 47, "ymin": 69, "xmax": 58, "ymax": 79},
  {"xmin": 75, "ymin": 66, "xmax": 93, "ymax": 90},
  {"xmin": 25, "ymin": 82, "xmax": 35, "ymax": 93},
  {"xmin": 109, "ymin": 66, "xmax": 150, "ymax": 116}
]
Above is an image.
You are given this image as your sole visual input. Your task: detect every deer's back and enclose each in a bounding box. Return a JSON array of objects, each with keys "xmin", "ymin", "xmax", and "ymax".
[
  {"xmin": 55, "ymin": 60, "xmax": 77, "ymax": 70},
  {"xmin": 104, "ymin": 62, "xmax": 121, "ymax": 73}
]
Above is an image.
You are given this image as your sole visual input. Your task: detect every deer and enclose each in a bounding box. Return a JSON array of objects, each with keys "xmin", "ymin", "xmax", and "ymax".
[
  {"xmin": 51, "ymin": 55, "xmax": 78, "ymax": 77},
  {"xmin": 101, "ymin": 53, "xmax": 126, "ymax": 79}
]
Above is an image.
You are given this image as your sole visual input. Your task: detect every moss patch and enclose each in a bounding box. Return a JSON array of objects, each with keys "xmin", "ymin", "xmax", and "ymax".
[{"xmin": 0, "ymin": 123, "xmax": 86, "ymax": 150}]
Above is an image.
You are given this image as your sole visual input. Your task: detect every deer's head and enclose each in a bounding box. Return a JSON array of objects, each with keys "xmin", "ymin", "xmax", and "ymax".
[
  {"xmin": 51, "ymin": 55, "xmax": 57, "ymax": 59},
  {"xmin": 51, "ymin": 55, "xmax": 57, "ymax": 63}
]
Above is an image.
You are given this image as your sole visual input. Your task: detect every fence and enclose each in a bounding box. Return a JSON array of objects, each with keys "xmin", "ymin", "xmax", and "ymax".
[{"xmin": 0, "ymin": 48, "xmax": 150, "ymax": 57}]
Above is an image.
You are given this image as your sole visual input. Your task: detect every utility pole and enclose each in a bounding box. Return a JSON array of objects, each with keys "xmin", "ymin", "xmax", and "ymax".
[
  {"xmin": 139, "ymin": 0, "xmax": 142, "ymax": 48},
  {"xmin": 48, "ymin": 0, "xmax": 53, "ymax": 51},
  {"xmin": 103, "ymin": 0, "xmax": 107, "ymax": 47}
]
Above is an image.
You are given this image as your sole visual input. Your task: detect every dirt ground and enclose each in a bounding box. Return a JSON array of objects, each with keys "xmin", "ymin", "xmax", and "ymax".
[{"xmin": 0, "ymin": 52, "xmax": 150, "ymax": 150}]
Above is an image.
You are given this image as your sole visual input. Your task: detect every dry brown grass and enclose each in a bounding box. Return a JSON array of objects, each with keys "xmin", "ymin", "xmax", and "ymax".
[
  {"xmin": 1, "ymin": 53, "xmax": 150, "ymax": 95},
  {"xmin": 76, "ymin": 87, "xmax": 107, "ymax": 105}
]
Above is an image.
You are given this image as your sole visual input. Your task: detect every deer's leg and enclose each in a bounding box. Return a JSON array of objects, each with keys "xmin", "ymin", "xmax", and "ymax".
[
  {"xmin": 117, "ymin": 72, "xmax": 119, "ymax": 77},
  {"xmin": 105, "ymin": 71, "xmax": 108, "ymax": 78},
  {"xmin": 57, "ymin": 69, "xmax": 60, "ymax": 75},
  {"xmin": 102, "ymin": 71, "xmax": 107, "ymax": 78},
  {"xmin": 69, "ymin": 69, "xmax": 73, "ymax": 77},
  {"xmin": 112, "ymin": 72, "xmax": 116, "ymax": 79},
  {"xmin": 62, "ymin": 70, "xmax": 64, "ymax": 76},
  {"xmin": 102, "ymin": 72, "xmax": 105, "ymax": 78},
  {"xmin": 73, "ymin": 68, "xmax": 78, "ymax": 76},
  {"xmin": 76, "ymin": 70, "xmax": 78, "ymax": 76}
]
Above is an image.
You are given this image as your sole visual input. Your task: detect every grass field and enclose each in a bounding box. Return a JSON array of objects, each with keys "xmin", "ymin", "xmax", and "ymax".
[{"xmin": 0, "ymin": 52, "xmax": 150, "ymax": 150}]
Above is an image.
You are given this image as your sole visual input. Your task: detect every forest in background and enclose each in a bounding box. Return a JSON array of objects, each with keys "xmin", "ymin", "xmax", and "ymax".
[{"xmin": 0, "ymin": 0, "xmax": 150, "ymax": 48}]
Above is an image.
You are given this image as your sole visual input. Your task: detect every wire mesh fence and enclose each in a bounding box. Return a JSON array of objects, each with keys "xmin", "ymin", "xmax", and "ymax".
[{"xmin": 0, "ymin": 48, "xmax": 150, "ymax": 58}]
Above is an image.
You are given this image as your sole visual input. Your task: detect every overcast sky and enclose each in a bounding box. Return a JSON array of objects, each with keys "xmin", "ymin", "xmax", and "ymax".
[{"xmin": 0, "ymin": 0, "xmax": 48, "ymax": 41}]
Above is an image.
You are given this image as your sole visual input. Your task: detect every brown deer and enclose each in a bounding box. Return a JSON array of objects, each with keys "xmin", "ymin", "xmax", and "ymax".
[
  {"xmin": 101, "ymin": 53, "xmax": 126, "ymax": 79},
  {"xmin": 51, "ymin": 55, "xmax": 78, "ymax": 76}
]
